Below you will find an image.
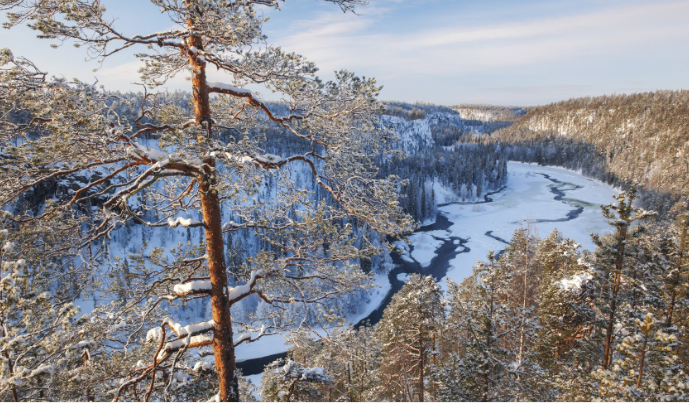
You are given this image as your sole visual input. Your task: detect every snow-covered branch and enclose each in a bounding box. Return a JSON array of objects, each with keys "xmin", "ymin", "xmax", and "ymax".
[
  {"xmin": 167, "ymin": 217, "xmax": 204, "ymax": 228},
  {"xmin": 208, "ymin": 82, "xmax": 304, "ymax": 124},
  {"xmin": 173, "ymin": 280, "xmax": 212, "ymax": 297}
]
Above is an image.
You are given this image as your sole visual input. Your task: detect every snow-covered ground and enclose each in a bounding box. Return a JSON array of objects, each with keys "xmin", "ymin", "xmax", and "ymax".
[
  {"xmin": 407, "ymin": 231, "xmax": 447, "ymax": 267},
  {"xmin": 410, "ymin": 162, "xmax": 619, "ymax": 288}
]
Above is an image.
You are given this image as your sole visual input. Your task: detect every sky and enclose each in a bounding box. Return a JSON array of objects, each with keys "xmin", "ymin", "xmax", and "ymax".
[{"xmin": 1, "ymin": 0, "xmax": 688, "ymax": 106}]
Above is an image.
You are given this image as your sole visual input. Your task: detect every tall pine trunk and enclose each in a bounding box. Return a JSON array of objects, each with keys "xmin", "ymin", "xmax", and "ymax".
[
  {"xmin": 636, "ymin": 332, "xmax": 649, "ymax": 389},
  {"xmin": 418, "ymin": 322, "xmax": 424, "ymax": 402},
  {"xmin": 186, "ymin": 9, "xmax": 239, "ymax": 400},
  {"xmin": 602, "ymin": 224, "xmax": 627, "ymax": 370}
]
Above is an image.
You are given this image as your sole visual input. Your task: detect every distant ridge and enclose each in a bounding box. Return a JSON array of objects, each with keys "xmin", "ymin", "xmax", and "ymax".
[
  {"xmin": 450, "ymin": 104, "xmax": 529, "ymax": 123},
  {"xmin": 488, "ymin": 89, "xmax": 689, "ymax": 215}
]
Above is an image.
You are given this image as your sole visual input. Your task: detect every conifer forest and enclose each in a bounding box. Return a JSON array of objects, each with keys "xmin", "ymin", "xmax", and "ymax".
[{"xmin": 0, "ymin": 0, "xmax": 688, "ymax": 402}]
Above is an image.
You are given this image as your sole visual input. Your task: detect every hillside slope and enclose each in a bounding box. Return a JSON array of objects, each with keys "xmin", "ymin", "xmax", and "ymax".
[{"xmin": 489, "ymin": 90, "xmax": 689, "ymax": 214}]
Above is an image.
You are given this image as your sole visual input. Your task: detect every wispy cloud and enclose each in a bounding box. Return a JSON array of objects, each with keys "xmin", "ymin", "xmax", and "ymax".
[
  {"xmin": 3, "ymin": 0, "xmax": 686, "ymax": 104},
  {"xmin": 97, "ymin": 60, "xmax": 191, "ymax": 90},
  {"xmin": 267, "ymin": 0, "xmax": 689, "ymax": 104},
  {"xmin": 276, "ymin": 1, "xmax": 689, "ymax": 76}
]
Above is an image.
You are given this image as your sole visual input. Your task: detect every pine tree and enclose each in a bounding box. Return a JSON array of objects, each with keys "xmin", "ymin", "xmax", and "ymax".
[
  {"xmin": 260, "ymin": 358, "xmax": 332, "ymax": 402},
  {"xmin": 593, "ymin": 313, "xmax": 689, "ymax": 401},
  {"xmin": 664, "ymin": 214, "xmax": 688, "ymax": 328},
  {"xmin": 0, "ymin": 0, "xmax": 411, "ymax": 399},
  {"xmin": 533, "ymin": 230, "xmax": 599, "ymax": 400},
  {"xmin": 372, "ymin": 274, "xmax": 443, "ymax": 402},
  {"xmin": 437, "ymin": 252, "xmax": 534, "ymax": 401},
  {"xmin": 277, "ymin": 327, "xmax": 379, "ymax": 402},
  {"xmin": 0, "ymin": 211, "xmax": 84, "ymax": 401},
  {"xmin": 500, "ymin": 226, "xmax": 541, "ymax": 377},
  {"xmin": 535, "ymin": 230, "xmax": 593, "ymax": 362},
  {"xmin": 592, "ymin": 187, "xmax": 656, "ymax": 370}
]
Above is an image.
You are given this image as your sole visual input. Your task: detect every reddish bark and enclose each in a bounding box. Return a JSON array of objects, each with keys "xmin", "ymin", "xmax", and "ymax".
[
  {"xmin": 185, "ymin": 3, "xmax": 239, "ymax": 399},
  {"xmin": 602, "ymin": 223, "xmax": 627, "ymax": 370},
  {"xmin": 200, "ymin": 177, "xmax": 239, "ymax": 401}
]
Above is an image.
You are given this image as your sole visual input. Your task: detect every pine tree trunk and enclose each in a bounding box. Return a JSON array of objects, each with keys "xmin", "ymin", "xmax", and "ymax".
[
  {"xmin": 603, "ymin": 224, "xmax": 627, "ymax": 370},
  {"xmin": 4, "ymin": 352, "xmax": 18, "ymax": 402},
  {"xmin": 418, "ymin": 322, "xmax": 424, "ymax": 402},
  {"xmin": 636, "ymin": 333, "xmax": 648, "ymax": 389},
  {"xmin": 517, "ymin": 235, "xmax": 529, "ymax": 393},
  {"xmin": 185, "ymin": 6, "xmax": 239, "ymax": 400},
  {"xmin": 483, "ymin": 290, "xmax": 494, "ymax": 402},
  {"xmin": 200, "ymin": 181, "xmax": 239, "ymax": 401},
  {"xmin": 431, "ymin": 332, "xmax": 437, "ymax": 402},
  {"xmin": 667, "ymin": 216, "xmax": 687, "ymax": 327}
]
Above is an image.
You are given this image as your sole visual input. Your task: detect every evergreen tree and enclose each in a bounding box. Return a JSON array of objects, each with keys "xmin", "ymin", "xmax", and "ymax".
[
  {"xmin": 591, "ymin": 188, "xmax": 656, "ymax": 370},
  {"xmin": 372, "ymin": 274, "xmax": 443, "ymax": 402},
  {"xmin": 437, "ymin": 252, "xmax": 535, "ymax": 401},
  {"xmin": 535, "ymin": 230, "xmax": 592, "ymax": 363},
  {"xmin": 282, "ymin": 327, "xmax": 379, "ymax": 402},
  {"xmin": 663, "ymin": 214, "xmax": 688, "ymax": 328},
  {"xmin": 534, "ymin": 230, "xmax": 600, "ymax": 400},
  {"xmin": 0, "ymin": 211, "xmax": 84, "ymax": 401},
  {"xmin": 593, "ymin": 313, "xmax": 689, "ymax": 401},
  {"xmin": 0, "ymin": 1, "xmax": 413, "ymax": 398},
  {"xmin": 260, "ymin": 358, "xmax": 332, "ymax": 402},
  {"xmin": 500, "ymin": 226, "xmax": 541, "ymax": 377}
]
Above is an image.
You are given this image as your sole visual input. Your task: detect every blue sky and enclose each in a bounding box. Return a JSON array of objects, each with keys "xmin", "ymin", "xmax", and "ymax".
[{"xmin": 1, "ymin": 0, "xmax": 688, "ymax": 105}]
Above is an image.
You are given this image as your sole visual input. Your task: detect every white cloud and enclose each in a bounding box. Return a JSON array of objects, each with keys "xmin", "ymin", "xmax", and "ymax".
[
  {"xmin": 4, "ymin": 0, "xmax": 686, "ymax": 103},
  {"xmin": 274, "ymin": 1, "xmax": 689, "ymax": 78}
]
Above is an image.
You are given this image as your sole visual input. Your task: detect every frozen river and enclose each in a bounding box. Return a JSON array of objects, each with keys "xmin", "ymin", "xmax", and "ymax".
[
  {"xmin": 238, "ymin": 161, "xmax": 619, "ymax": 375},
  {"xmin": 428, "ymin": 161, "xmax": 617, "ymax": 286}
]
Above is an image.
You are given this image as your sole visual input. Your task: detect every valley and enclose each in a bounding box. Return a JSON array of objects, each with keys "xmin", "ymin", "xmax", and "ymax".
[
  {"xmin": 1, "ymin": 0, "xmax": 687, "ymax": 400},
  {"xmin": 238, "ymin": 162, "xmax": 618, "ymax": 379}
]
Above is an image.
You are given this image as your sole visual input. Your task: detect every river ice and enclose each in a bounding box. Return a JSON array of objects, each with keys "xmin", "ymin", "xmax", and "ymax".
[
  {"xmin": 236, "ymin": 161, "xmax": 619, "ymax": 372},
  {"xmin": 423, "ymin": 162, "xmax": 618, "ymax": 287}
]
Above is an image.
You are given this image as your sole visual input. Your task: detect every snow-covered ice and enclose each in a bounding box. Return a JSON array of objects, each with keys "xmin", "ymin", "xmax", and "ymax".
[
  {"xmin": 407, "ymin": 233, "xmax": 443, "ymax": 267},
  {"xmin": 409, "ymin": 162, "xmax": 618, "ymax": 288}
]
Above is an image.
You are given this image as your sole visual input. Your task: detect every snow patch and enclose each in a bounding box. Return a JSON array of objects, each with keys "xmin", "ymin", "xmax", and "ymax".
[
  {"xmin": 173, "ymin": 280, "xmax": 212, "ymax": 296},
  {"xmin": 558, "ymin": 273, "xmax": 593, "ymax": 292},
  {"xmin": 408, "ymin": 233, "xmax": 443, "ymax": 267},
  {"xmin": 208, "ymin": 82, "xmax": 252, "ymax": 95},
  {"xmin": 167, "ymin": 217, "xmax": 203, "ymax": 228}
]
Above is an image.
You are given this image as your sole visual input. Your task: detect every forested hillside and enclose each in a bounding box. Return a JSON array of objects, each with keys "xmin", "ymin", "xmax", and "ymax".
[
  {"xmin": 378, "ymin": 103, "xmax": 508, "ymax": 222},
  {"xmin": 451, "ymin": 104, "xmax": 527, "ymax": 123},
  {"xmin": 489, "ymin": 90, "xmax": 689, "ymax": 215}
]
